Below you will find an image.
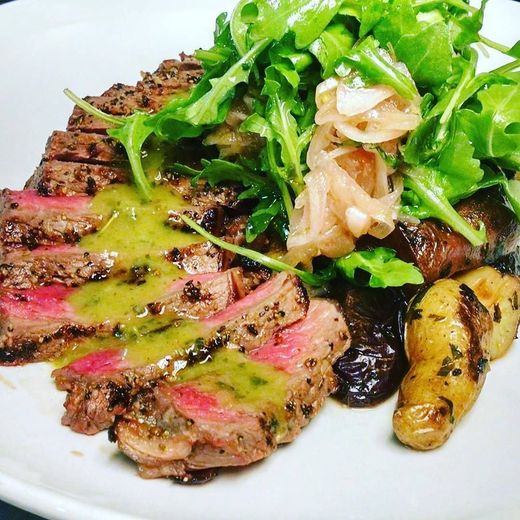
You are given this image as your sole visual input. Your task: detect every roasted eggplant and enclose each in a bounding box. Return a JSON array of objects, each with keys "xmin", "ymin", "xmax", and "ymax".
[{"xmin": 333, "ymin": 287, "xmax": 407, "ymax": 407}]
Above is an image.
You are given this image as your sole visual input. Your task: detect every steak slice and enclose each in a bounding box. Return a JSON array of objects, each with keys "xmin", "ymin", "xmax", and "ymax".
[
  {"xmin": 0, "ymin": 246, "xmax": 116, "ymax": 289},
  {"xmin": 44, "ymin": 131, "xmax": 127, "ymax": 165},
  {"xmin": 3, "ymin": 177, "xmax": 246, "ymax": 252},
  {"xmin": 52, "ymin": 273, "xmax": 308, "ymax": 435},
  {"xmin": 0, "ymin": 270, "xmax": 244, "ymax": 366},
  {"xmin": 69, "ymin": 57, "xmax": 203, "ymax": 133},
  {"xmin": 0, "ymin": 238, "xmax": 236, "ymax": 289},
  {"xmin": 25, "ymin": 161, "xmax": 128, "ymax": 196},
  {"xmin": 0, "ymin": 190, "xmax": 102, "ymax": 249},
  {"xmin": 113, "ymin": 299, "xmax": 350, "ymax": 481},
  {"xmin": 0, "ymin": 285, "xmax": 97, "ymax": 365},
  {"xmin": 67, "ymin": 90, "xmax": 172, "ymax": 134},
  {"xmin": 136, "ymin": 56, "xmax": 203, "ymax": 94}
]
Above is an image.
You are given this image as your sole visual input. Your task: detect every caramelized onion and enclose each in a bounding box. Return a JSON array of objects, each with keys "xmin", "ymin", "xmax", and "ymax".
[{"xmin": 286, "ymin": 56, "xmax": 420, "ymax": 267}]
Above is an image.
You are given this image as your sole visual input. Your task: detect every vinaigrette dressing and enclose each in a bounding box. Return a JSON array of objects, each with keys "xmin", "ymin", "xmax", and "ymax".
[{"xmin": 54, "ymin": 177, "xmax": 288, "ymax": 415}]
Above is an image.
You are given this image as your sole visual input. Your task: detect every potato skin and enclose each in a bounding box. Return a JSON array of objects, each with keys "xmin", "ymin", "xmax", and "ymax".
[
  {"xmin": 457, "ymin": 267, "xmax": 520, "ymax": 360},
  {"xmin": 393, "ymin": 280, "xmax": 492, "ymax": 450}
]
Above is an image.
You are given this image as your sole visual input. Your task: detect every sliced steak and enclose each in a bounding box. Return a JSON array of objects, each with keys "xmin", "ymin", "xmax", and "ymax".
[
  {"xmin": 113, "ymin": 299, "xmax": 350, "ymax": 480},
  {"xmin": 67, "ymin": 91, "xmax": 172, "ymax": 133},
  {"xmin": 53, "ymin": 273, "xmax": 308, "ymax": 434},
  {"xmin": 44, "ymin": 131, "xmax": 127, "ymax": 165},
  {"xmin": 0, "ymin": 285, "xmax": 97, "ymax": 365},
  {"xmin": 136, "ymin": 56, "xmax": 203, "ymax": 94},
  {"xmin": 167, "ymin": 242, "xmax": 232, "ymax": 274},
  {"xmin": 0, "ymin": 190, "xmax": 102, "ymax": 249},
  {"xmin": 0, "ymin": 270, "xmax": 244, "ymax": 366},
  {"xmin": 2, "ymin": 178, "xmax": 245, "ymax": 255},
  {"xmin": 25, "ymin": 161, "xmax": 128, "ymax": 196},
  {"xmin": 0, "ymin": 239, "xmax": 236, "ymax": 289},
  {"xmin": 167, "ymin": 175, "xmax": 245, "ymax": 213},
  {"xmin": 68, "ymin": 57, "xmax": 203, "ymax": 134},
  {"xmin": 0, "ymin": 246, "xmax": 116, "ymax": 289}
]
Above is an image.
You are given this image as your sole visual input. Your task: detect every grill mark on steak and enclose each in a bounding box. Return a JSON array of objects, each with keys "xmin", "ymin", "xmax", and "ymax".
[
  {"xmin": 379, "ymin": 193, "xmax": 520, "ymax": 283},
  {"xmin": 112, "ymin": 299, "xmax": 350, "ymax": 480},
  {"xmin": 52, "ymin": 273, "xmax": 308, "ymax": 435}
]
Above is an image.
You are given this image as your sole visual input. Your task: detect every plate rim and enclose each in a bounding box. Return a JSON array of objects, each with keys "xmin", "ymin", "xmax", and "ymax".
[{"xmin": 0, "ymin": 0, "xmax": 519, "ymax": 519}]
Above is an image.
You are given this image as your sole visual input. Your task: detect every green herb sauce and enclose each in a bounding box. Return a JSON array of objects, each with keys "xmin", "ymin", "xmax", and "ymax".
[
  {"xmin": 69, "ymin": 183, "xmax": 202, "ymax": 324},
  {"xmin": 54, "ymin": 181, "xmax": 205, "ymax": 367},
  {"xmin": 55, "ymin": 316, "xmax": 206, "ymax": 368},
  {"xmin": 177, "ymin": 349, "xmax": 289, "ymax": 423}
]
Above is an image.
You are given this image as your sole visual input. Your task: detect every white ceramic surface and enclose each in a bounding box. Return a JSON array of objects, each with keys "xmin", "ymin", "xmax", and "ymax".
[{"xmin": 0, "ymin": 1, "xmax": 519, "ymax": 519}]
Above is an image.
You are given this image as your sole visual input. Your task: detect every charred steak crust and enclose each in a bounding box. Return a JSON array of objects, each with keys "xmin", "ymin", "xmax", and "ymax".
[
  {"xmin": 0, "ymin": 249, "xmax": 116, "ymax": 289},
  {"xmin": 0, "ymin": 323, "xmax": 97, "ymax": 365},
  {"xmin": 26, "ymin": 161, "xmax": 128, "ymax": 197}
]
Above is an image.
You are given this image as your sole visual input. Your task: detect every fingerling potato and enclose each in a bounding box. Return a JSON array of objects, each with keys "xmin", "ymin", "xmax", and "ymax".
[
  {"xmin": 457, "ymin": 266, "xmax": 520, "ymax": 360},
  {"xmin": 393, "ymin": 279, "xmax": 492, "ymax": 450}
]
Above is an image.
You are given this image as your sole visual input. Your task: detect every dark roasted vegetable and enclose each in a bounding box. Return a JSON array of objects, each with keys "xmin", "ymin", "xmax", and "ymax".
[
  {"xmin": 332, "ymin": 286, "xmax": 408, "ymax": 407},
  {"xmin": 380, "ymin": 192, "xmax": 520, "ymax": 283},
  {"xmin": 493, "ymin": 248, "xmax": 520, "ymax": 276}
]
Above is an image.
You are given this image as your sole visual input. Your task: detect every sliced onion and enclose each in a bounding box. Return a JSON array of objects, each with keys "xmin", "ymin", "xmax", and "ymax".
[{"xmin": 336, "ymin": 83, "xmax": 394, "ymax": 117}]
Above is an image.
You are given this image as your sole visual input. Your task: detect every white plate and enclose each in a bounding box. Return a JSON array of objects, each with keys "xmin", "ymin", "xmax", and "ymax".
[{"xmin": 0, "ymin": 1, "xmax": 519, "ymax": 519}]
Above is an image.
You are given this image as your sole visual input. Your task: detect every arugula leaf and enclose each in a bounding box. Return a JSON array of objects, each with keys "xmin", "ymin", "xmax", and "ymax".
[
  {"xmin": 359, "ymin": 0, "xmax": 386, "ymax": 38},
  {"xmin": 264, "ymin": 95, "xmax": 305, "ymax": 194},
  {"xmin": 338, "ymin": 36, "xmax": 418, "ymax": 99},
  {"xmin": 374, "ymin": 0, "xmax": 453, "ymax": 87},
  {"xmin": 243, "ymin": 0, "xmax": 343, "ymax": 49},
  {"xmin": 182, "ymin": 215, "xmax": 422, "ymax": 288},
  {"xmin": 245, "ymin": 196, "xmax": 283, "ymax": 242},
  {"xmin": 437, "ymin": 119, "xmax": 483, "ymax": 198},
  {"xmin": 458, "ymin": 82, "xmax": 520, "ymax": 169},
  {"xmin": 508, "ymin": 41, "xmax": 520, "ymax": 59},
  {"xmin": 230, "ymin": 0, "xmax": 254, "ymax": 55},
  {"xmin": 195, "ymin": 12, "xmax": 236, "ymax": 68},
  {"xmin": 182, "ymin": 38, "xmax": 270, "ymax": 127},
  {"xmin": 335, "ymin": 247, "xmax": 424, "ymax": 288},
  {"xmin": 107, "ymin": 114, "xmax": 155, "ymax": 201},
  {"xmin": 449, "ymin": 0, "xmax": 487, "ymax": 50},
  {"xmin": 309, "ymin": 24, "xmax": 355, "ymax": 78},
  {"xmin": 174, "ymin": 159, "xmax": 267, "ymax": 189},
  {"xmin": 402, "ymin": 165, "xmax": 487, "ymax": 246}
]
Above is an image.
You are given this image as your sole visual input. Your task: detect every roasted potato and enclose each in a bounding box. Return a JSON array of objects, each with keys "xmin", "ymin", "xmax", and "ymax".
[
  {"xmin": 457, "ymin": 266, "xmax": 520, "ymax": 360},
  {"xmin": 393, "ymin": 279, "xmax": 492, "ymax": 450}
]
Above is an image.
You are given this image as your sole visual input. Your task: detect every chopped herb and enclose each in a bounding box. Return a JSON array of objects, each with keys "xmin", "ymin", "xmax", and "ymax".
[
  {"xmin": 437, "ymin": 356, "xmax": 455, "ymax": 377},
  {"xmin": 450, "ymin": 344, "xmax": 463, "ymax": 360}
]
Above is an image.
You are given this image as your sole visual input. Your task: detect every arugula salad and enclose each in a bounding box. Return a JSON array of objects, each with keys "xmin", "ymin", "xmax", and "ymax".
[{"xmin": 67, "ymin": 0, "xmax": 520, "ymax": 289}]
